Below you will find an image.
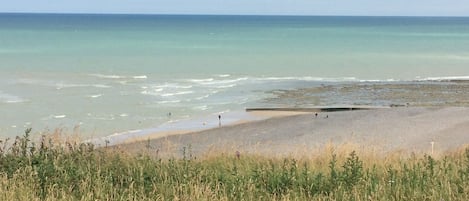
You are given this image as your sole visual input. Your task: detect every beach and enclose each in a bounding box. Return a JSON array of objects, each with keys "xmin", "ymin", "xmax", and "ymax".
[{"xmin": 119, "ymin": 106, "xmax": 469, "ymax": 158}]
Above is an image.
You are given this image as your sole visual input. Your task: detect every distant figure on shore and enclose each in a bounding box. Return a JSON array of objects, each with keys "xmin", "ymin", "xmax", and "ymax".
[
  {"xmin": 218, "ymin": 114, "xmax": 222, "ymax": 126},
  {"xmin": 167, "ymin": 112, "xmax": 171, "ymax": 118},
  {"xmin": 326, "ymin": 115, "xmax": 329, "ymax": 119},
  {"xmin": 315, "ymin": 113, "xmax": 318, "ymax": 118}
]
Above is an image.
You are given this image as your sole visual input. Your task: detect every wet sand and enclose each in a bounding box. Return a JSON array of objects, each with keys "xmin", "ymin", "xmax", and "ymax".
[
  {"xmin": 265, "ymin": 81, "xmax": 469, "ymax": 108},
  {"xmin": 118, "ymin": 107, "xmax": 469, "ymax": 158}
]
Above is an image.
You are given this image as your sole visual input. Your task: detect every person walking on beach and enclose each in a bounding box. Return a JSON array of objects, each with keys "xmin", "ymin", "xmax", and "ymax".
[{"xmin": 218, "ymin": 114, "xmax": 222, "ymax": 126}]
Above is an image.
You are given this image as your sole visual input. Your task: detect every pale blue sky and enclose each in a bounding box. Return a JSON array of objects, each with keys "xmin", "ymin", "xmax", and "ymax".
[{"xmin": 1, "ymin": 0, "xmax": 469, "ymax": 16}]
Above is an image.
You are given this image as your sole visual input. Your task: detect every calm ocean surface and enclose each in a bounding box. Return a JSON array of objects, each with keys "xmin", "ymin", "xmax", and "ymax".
[{"xmin": 1, "ymin": 14, "xmax": 469, "ymax": 141}]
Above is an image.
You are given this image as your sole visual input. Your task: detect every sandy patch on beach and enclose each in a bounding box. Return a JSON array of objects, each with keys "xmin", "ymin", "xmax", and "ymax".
[
  {"xmin": 122, "ymin": 110, "xmax": 311, "ymax": 145},
  {"xmin": 123, "ymin": 130, "xmax": 193, "ymax": 144},
  {"xmin": 119, "ymin": 107, "xmax": 469, "ymax": 158},
  {"xmin": 248, "ymin": 110, "xmax": 313, "ymax": 118}
]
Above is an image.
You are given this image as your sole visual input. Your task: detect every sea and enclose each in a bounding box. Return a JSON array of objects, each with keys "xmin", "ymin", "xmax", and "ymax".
[{"xmin": 1, "ymin": 14, "xmax": 469, "ymax": 143}]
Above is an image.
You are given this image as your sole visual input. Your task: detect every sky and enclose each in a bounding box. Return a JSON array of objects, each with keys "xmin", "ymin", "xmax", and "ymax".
[{"xmin": 1, "ymin": 0, "xmax": 469, "ymax": 16}]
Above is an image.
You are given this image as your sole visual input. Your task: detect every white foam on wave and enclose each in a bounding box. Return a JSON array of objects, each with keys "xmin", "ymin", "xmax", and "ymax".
[
  {"xmin": 359, "ymin": 79, "xmax": 383, "ymax": 83},
  {"xmin": 4, "ymin": 99, "xmax": 27, "ymax": 104},
  {"xmin": 160, "ymin": 91, "xmax": 194, "ymax": 97},
  {"xmin": 90, "ymin": 74, "xmax": 148, "ymax": 80},
  {"xmin": 142, "ymin": 83, "xmax": 195, "ymax": 97},
  {"xmin": 358, "ymin": 78, "xmax": 401, "ymax": 82},
  {"xmin": 133, "ymin": 75, "xmax": 148, "ymax": 79},
  {"xmin": 38, "ymin": 114, "xmax": 65, "ymax": 120},
  {"xmin": 153, "ymin": 83, "xmax": 193, "ymax": 89},
  {"xmin": 87, "ymin": 94, "xmax": 103, "ymax": 98},
  {"xmin": 187, "ymin": 76, "xmax": 362, "ymax": 88},
  {"xmin": 187, "ymin": 78, "xmax": 215, "ymax": 83},
  {"xmin": 54, "ymin": 115, "xmax": 66, "ymax": 119},
  {"xmin": 197, "ymin": 77, "xmax": 249, "ymax": 85},
  {"xmin": 141, "ymin": 88, "xmax": 165, "ymax": 96},
  {"xmin": 90, "ymin": 74, "xmax": 123, "ymax": 79},
  {"xmin": 55, "ymin": 83, "xmax": 112, "ymax": 90},
  {"xmin": 157, "ymin": 100, "xmax": 181, "ymax": 104},
  {"xmin": 183, "ymin": 76, "xmax": 366, "ymax": 90},
  {"xmin": 215, "ymin": 84, "xmax": 237, "ymax": 89},
  {"xmin": 93, "ymin": 84, "xmax": 112, "ymax": 88},
  {"xmin": 195, "ymin": 94, "xmax": 211, "ymax": 100},
  {"xmin": 236, "ymin": 97, "xmax": 250, "ymax": 105},
  {"xmin": 0, "ymin": 91, "xmax": 27, "ymax": 103},
  {"xmin": 417, "ymin": 76, "xmax": 469, "ymax": 81},
  {"xmin": 128, "ymin": 129, "xmax": 143, "ymax": 133},
  {"xmin": 193, "ymin": 105, "xmax": 209, "ymax": 111},
  {"xmin": 55, "ymin": 83, "xmax": 84, "ymax": 90},
  {"xmin": 140, "ymin": 87, "xmax": 164, "ymax": 94},
  {"xmin": 254, "ymin": 76, "xmax": 358, "ymax": 82}
]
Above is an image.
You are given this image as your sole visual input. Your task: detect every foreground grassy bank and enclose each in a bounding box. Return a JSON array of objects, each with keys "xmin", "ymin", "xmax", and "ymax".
[{"xmin": 1, "ymin": 130, "xmax": 468, "ymax": 200}]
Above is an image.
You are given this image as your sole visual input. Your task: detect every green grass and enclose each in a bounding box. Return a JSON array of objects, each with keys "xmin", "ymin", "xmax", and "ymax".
[{"xmin": 0, "ymin": 129, "xmax": 468, "ymax": 200}]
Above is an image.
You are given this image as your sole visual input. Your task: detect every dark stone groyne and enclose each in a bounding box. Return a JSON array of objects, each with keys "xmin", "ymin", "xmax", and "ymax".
[{"xmin": 245, "ymin": 106, "xmax": 390, "ymax": 113}]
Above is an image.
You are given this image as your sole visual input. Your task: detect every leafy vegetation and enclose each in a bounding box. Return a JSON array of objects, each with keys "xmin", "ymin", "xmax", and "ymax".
[{"xmin": 0, "ymin": 129, "xmax": 468, "ymax": 200}]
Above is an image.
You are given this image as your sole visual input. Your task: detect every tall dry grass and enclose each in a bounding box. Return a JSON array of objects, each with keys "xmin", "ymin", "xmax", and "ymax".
[{"xmin": 0, "ymin": 129, "xmax": 468, "ymax": 200}]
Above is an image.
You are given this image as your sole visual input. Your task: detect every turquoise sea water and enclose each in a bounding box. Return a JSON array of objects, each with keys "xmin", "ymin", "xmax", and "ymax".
[{"xmin": 1, "ymin": 14, "xmax": 469, "ymax": 141}]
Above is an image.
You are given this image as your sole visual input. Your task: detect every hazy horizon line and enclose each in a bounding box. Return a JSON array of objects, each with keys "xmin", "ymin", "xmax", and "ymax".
[{"xmin": 1, "ymin": 11, "xmax": 468, "ymax": 18}]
